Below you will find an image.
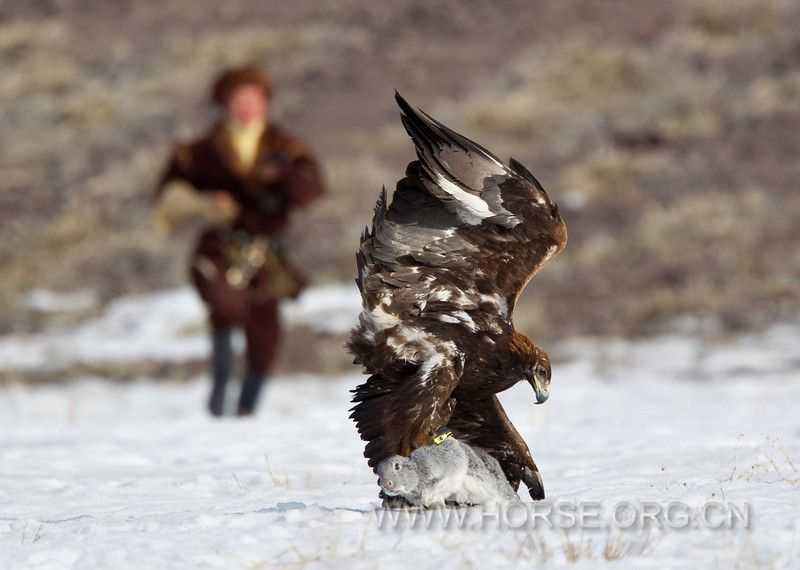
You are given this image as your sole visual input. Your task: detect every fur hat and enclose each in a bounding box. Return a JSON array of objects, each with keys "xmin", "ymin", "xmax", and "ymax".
[{"xmin": 211, "ymin": 64, "xmax": 272, "ymax": 106}]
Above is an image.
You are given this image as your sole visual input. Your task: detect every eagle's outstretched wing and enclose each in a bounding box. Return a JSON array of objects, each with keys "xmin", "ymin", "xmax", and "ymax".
[
  {"xmin": 348, "ymin": 93, "xmax": 566, "ymax": 481},
  {"xmin": 355, "ymin": 94, "xmax": 566, "ymax": 313},
  {"xmin": 390, "ymin": 93, "xmax": 566, "ymax": 308}
]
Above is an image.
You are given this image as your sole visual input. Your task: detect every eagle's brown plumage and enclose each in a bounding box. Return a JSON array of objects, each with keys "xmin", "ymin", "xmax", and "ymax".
[{"xmin": 347, "ymin": 93, "xmax": 567, "ymax": 500}]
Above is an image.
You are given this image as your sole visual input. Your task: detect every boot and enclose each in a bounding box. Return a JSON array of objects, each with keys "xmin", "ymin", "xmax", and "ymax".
[
  {"xmin": 238, "ymin": 369, "xmax": 267, "ymax": 416},
  {"xmin": 208, "ymin": 329, "xmax": 233, "ymax": 417}
]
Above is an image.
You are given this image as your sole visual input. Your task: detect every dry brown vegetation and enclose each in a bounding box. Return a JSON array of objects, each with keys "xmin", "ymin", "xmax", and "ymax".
[{"xmin": 2, "ymin": 0, "xmax": 798, "ymax": 348}]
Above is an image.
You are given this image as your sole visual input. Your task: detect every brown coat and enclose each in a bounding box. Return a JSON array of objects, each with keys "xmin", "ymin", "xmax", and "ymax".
[{"xmin": 158, "ymin": 121, "xmax": 325, "ymax": 300}]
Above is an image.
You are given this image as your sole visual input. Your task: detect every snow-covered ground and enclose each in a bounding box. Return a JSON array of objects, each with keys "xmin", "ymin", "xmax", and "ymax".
[
  {"xmin": 0, "ymin": 284, "xmax": 361, "ymax": 371},
  {"xmin": 1, "ymin": 288, "xmax": 799, "ymax": 568}
]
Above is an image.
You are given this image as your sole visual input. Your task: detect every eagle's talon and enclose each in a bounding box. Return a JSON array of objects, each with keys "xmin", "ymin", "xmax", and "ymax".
[{"xmin": 523, "ymin": 467, "xmax": 545, "ymax": 501}]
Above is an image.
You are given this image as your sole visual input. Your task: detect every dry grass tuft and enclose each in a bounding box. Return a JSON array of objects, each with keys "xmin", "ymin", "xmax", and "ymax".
[
  {"xmin": 725, "ymin": 436, "xmax": 800, "ymax": 486},
  {"xmin": 514, "ymin": 527, "xmax": 660, "ymax": 563},
  {"xmin": 265, "ymin": 455, "xmax": 292, "ymax": 489}
]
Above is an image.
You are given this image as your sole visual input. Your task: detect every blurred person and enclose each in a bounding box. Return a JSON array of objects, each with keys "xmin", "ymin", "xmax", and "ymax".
[{"xmin": 155, "ymin": 64, "xmax": 325, "ymax": 417}]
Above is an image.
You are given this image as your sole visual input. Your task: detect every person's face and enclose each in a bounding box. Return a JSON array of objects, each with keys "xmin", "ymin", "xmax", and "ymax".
[{"xmin": 225, "ymin": 85, "xmax": 267, "ymax": 126}]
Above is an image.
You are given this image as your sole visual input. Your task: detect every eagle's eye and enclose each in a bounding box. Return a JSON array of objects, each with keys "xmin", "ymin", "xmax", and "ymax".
[{"xmin": 536, "ymin": 365, "xmax": 551, "ymax": 381}]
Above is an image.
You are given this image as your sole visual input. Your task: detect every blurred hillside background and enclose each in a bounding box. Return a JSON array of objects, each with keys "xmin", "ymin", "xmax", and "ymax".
[{"xmin": 1, "ymin": 0, "xmax": 799, "ymax": 380}]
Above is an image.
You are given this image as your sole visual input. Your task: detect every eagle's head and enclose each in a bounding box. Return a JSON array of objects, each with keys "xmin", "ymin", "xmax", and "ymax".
[{"xmin": 507, "ymin": 330, "xmax": 551, "ymax": 404}]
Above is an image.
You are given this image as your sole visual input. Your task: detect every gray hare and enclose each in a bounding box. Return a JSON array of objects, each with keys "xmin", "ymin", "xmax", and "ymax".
[{"xmin": 377, "ymin": 428, "xmax": 520, "ymax": 508}]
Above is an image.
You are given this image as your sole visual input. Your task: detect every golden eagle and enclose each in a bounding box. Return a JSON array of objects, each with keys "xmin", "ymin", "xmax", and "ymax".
[{"xmin": 347, "ymin": 94, "xmax": 567, "ymax": 500}]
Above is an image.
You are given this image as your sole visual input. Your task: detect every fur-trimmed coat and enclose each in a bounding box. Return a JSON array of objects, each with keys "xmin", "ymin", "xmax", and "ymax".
[{"xmin": 157, "ymin": 122, "xmax": 325, "ymax": 299}]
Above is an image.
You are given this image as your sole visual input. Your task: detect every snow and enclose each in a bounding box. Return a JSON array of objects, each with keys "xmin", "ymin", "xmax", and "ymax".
[
  {"xmin": 1, "ymin": 286, "xmax": 800, "ymax": 568},
  {"xmin": 24, "ymin": 289, "xmax": 99, "ymax": 313},
  {"xmin": 282, "ymin": 283, "xmax": 362, "ymax": 335},
  {"xmin": 0, "ymin": 285, "xmax": 362, "ymax": 371}
]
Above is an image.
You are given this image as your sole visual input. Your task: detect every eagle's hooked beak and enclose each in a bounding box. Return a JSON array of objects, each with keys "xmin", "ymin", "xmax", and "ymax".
[{"xmin": 529, "ymin": 370, "xmax": 550, "ymax": 404}]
